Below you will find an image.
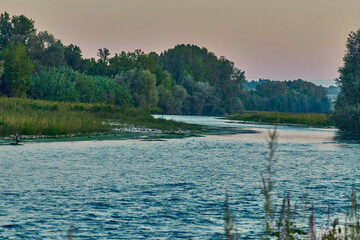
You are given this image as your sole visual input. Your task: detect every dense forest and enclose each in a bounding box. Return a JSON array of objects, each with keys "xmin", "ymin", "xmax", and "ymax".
[
  {"xmin": 0, "ymin": 12, "xmax": 331, "ymax": 115},
  {"xmin": 241, "ymin": 79, "xmax": 331, "ymax": 113}
]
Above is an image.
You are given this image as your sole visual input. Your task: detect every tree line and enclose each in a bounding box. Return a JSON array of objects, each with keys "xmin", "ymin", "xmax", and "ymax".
[
  {"xmin": 241, "ymin": 79, "xmax": 331, "ymax": 113},
  {"xmin": 0, "ymin": 11, "xmax": 331, "ymax": 116}
]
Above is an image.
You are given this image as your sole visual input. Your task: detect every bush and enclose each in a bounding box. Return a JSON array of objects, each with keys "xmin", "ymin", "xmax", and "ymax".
[{"xmin": 29, "ymin": 67, "xmax": 133, "ymax": 106}]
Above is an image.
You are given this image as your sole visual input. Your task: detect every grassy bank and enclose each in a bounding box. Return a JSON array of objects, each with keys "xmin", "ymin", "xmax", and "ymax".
[
  {"xmin": 225, "ymin": 111, "xmax": 333, "ymax": 127},
  {"xmin": 0, "ymin": 97, "xmax": 204, "ymax": 139}
]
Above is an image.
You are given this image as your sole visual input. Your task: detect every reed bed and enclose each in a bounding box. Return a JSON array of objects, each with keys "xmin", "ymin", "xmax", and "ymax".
[
  {"xmin": 0, "ymin": 97, "xmax": 202, "ymax": 137},
  {"xmin": 225, "ymin": 111, "xmax": 333, "ymax": 127},
  {"xmin": 0, "ymin": 97, "xmax": 107, "ymax": 136}
]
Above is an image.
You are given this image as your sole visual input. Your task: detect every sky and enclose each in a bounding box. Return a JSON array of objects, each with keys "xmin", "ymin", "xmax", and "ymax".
[{"xmin": 2, "ymin": 0, "xmax": 360, "ymax": 86}]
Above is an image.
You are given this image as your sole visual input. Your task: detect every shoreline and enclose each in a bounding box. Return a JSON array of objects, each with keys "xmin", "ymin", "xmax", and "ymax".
[
  {"xmin": 223, "ymin": 111, "xmax": 333, "ymax": 128},
  {"xmin": 224, "ymin": 119, "xmax": 336, "ymax": 129},
  {"xmin": 0, "ymin": 125, "xmax": 258, "ymax": 144}
]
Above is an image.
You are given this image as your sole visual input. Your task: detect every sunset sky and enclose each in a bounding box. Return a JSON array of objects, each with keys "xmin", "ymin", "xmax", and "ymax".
[{"xmin": 2, "ymin": 0, "xmax": 360, "ymax": 85}]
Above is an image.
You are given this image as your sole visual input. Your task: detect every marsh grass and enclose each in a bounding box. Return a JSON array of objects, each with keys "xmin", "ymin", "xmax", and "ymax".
[
  {"xmin": 0, "ymin": 97, "xmax": 203, "ymax": 138},
  {"xmin": 225, "ymin": 111, "xmax": 333, "ymax": 127},
  {"xmin": 0, "ymin": 97, "xmax": 105, "ymax": 136},
  {"xmin": 224, "ymin": 191, "xmax": 239, "ymax": 240}
]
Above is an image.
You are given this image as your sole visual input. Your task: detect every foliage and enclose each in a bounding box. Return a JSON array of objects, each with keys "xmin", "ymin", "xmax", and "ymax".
[
  {"xmin": 160, "ymin": 44, "xmax": 246, "ymax": 115},
  {"xmin": 97, "ymin": 47, "xmax": 110, "ymax": 64},
  {"xmin": 76, "ymin": 74, "xmax": 133, "ymax": 106},
  {"xmin": 0, "ymin": 12, "xmax": 12, "ymax": 50},
  {"xmin": 83, "ymin": 49, "xmax": 161, "ymax": 77},
  {"xmin": 181, "ymin": 74, "xmax": 221, "ymax": 115},
  {"xmin": 28, "ymin": 66, "xmax": 77, "ymax": 102},
  {"xmin": 0, "ymin": 60, "xmax": 3, "ymax": 78},
  {"xmin": 64, "ymin": 44, "xmax": 82, "ymax": 71},
  {"xmin": 116, "ymin": 69, "xmax": 158, "ymax": 110},
  {"xmin": 333, "ymin": 29, "xmax": 360, "ymax": 135},
  {"xmin": 108, "ymin": 49, "xmax": 160, "ymax": 76},
  {"xmin": 0, "ymin": 12, "xmax": 36, "ymax": 51},
  {"xmin": 332, "ymin": 102, "xmax": 360, "ymax": 134},
  {"xmin": 0, "ymin": 97, "xmax": 203, "ymax": 137},
  {"xmin": 27, "ymin": 31, "xmax": 65, "ymax": 71},
  {"xmin": 40, "ymin": 40, "xmax": 64, "ymax": 67},
  {"xmin": 0, "ymin": 41, "xmax": 34, "ymax": 97},
  {"xmin": 0, "ymin": 97, "xmax": 105, "ymax": 136},
  {"xmin": 157, "ymin": 85, "xmax": 187, "ymax": 115},
  {"xmin": 28, "ymin": 66, "xmax": 133, "ymax": 106},
  {"xmin": 241, "ymin": 79, "xmax": 331, "ymax": 113}
]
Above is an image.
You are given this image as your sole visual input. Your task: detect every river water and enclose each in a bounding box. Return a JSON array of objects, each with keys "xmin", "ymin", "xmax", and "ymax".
[{"xmin": 1, "ymin": 115, "xmax": 359, "ymax": 239}]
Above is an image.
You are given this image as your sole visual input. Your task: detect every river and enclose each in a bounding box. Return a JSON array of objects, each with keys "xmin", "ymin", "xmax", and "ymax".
[{"xmin": 1, "ymin": 115, "xmax": 359, "ymax": 239}]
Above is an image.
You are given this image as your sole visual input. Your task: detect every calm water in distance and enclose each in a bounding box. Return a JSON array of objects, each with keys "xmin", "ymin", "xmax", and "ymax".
[{"xmin": 1, "ymin": 115, "xmax": 359, "ymax": 239}]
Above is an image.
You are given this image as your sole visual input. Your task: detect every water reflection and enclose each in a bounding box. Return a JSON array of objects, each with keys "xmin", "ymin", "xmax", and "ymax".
[
  {"xmin": 155, "ymin": 114, "xmax": 338, "ymax": 144},
  {"xmin": 1, "ymin": 115, "xmax": 360, "ymax": 239}
]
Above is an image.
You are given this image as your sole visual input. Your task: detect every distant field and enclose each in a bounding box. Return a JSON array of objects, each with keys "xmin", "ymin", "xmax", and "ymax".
[
  {"xmin": 225, "ymin": 111, "xmax": 333, "ymax": 127},
  {"xmin": 0, "ymin": 97, "xmax": 203, "ymax": 139}
]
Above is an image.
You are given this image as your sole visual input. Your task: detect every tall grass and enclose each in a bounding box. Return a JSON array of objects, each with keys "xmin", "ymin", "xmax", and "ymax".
[
  {"xmin": 225, "ymin": 111, "xmax": 333, "ymax": 127},
  {"xmin": 222, "ymin": 129, "xmax": 360, "ymax": 239},
  {"xmin": 0, "ymin": 97, "xmax": 106, "ymax": 136},
  {"xmin": 224, "ymin": 191, "xmax": 239, "ymax": 240},
  {"xmin": 0, "ymin": 97, "xmax": 203, "ymax": 138},
  {"xmin": 259, "ymin": 130, "xmax": 359, "ymax": 239}
]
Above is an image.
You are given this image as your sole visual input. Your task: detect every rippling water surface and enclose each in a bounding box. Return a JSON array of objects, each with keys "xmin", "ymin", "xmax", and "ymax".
[{"xmin": 1, "ymin": 116, "xmax": 360, "ymax": 239}]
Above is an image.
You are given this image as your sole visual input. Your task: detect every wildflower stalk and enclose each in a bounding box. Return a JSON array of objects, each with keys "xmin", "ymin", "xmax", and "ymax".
[
  {"xmin": 261, "ymin": 128, "xmax": 278, "ymax": 237},
  {"xmin": 224, "ymin": 191, "xmax": 237, "ymax": 240}
]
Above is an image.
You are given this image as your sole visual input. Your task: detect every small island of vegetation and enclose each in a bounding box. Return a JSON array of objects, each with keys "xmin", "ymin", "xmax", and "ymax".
[{"xmin": 225, "ymin": 111, "xmax": 333, "ymax": 128}]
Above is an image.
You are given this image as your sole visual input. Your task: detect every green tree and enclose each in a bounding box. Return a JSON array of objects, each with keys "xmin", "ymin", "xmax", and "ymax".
[
  {"xmin": 28, "ymin": 66, "xmax": 133, "ymax": 106},
  {"xmin": 28, "ymin": 66, "xmax": 78, "ymax": 102},
  {"xmin": 0, "ymin": 60, "xmax": 3, "ymax": 78},
  {"xmin": 243, "ymin": 79, "xmax": 330, "ymax": 113},
  {"xmin": 333, "ymin": 29, "xmax": 360, "ymax": 134},
  {"xmin": 0, "ymin": 12, "xmax": 36, "ymax": 50},
  {"xmin": 74, "ymin": 74, "xmax": 133, "ymax": 106},
  {"xmin": 96, "ymin": 48, "xmax": 110, "ymax": 75},
  {"xmin": 116, "ymin": 69, "xmax": 158, "ymax": 110},
  {"xmin": 180, "ymin": 74, "xmax": 220, "ymax": 115},
  {"xmin": 10, "ymin": 14, "xmax": 36, "ymax": 45},
  {"xmin": 108, "ymin": 51, "xmax": 135, "ymax": 76},
  {"xmin": 107, "ymin": 50, "xmax": 161, "ymax": 77},
  {"xmin": 160, "ymin": 44, "xmax": 246, "ymax": 115},
  {"xmin": 27, "ymin": 31, "xmax": 65, "ymax": 71},
  {"xmin": 82, "ymin": 58, "xmax": 97, "ymax": 75},
  {"xmin": 64, "ymin": 44, "xmax": 83, "ymax": 70},
  {"xmin": 0, "ymin": 12, "xmax": 13, "ymax": 51},
  {"xmin": 97, "ymin": 48, "xmax": 110, "ymax": 63},
  {"xmin": 40, "ymin": 41, "xmax": 65, "ymax": 67},
  {"xmin": 157, "ymin": 84, "xmax": 187, "ymax": 114},
  {"xmin": 0, "ymin": 42, "xmax": 34, "ymax": 97}
]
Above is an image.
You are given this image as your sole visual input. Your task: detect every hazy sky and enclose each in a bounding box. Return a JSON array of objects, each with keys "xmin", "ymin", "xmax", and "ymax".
[{"xmin": 2, "ymin": 0, "xmax": 360, "ymax": 84}]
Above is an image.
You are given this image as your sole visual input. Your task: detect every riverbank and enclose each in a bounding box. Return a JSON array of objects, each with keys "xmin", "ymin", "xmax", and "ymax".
[
  {"xmin": 0, "ymin": 97, "xmax": 249, "ymax": 143},
  {"xmin": 0, "ymin": 97, "xmax": 206, "ymax": 142},
  {"xmin": 224, "ymin": 111, "xmax": 333, "ymax": 128}
]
